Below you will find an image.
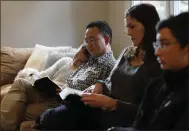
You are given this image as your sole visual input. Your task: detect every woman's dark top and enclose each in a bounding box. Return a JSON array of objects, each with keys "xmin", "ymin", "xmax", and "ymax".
[{"xmin": 100, "ymin": 46, "xmax": 162, "ymax": 127}]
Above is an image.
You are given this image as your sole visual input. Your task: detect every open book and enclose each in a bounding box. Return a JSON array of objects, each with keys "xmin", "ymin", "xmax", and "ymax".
[
  {"xmin": 34, "ymin": 76, "xmax": 83, "ymax": 99},
  {"xmin": 59, "ymin": 84, "xmax": 83, "ymax": 100}
]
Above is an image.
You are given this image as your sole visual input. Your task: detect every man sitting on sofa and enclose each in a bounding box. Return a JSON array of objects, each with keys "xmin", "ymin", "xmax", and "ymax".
[{"xmin": 0, "ymin": 21, "xmax": 116, "ymax": 131}]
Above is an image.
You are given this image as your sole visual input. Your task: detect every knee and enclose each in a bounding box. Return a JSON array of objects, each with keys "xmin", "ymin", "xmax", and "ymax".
[
  {"xmin": 13, "ymin": 79, "xmax": 33, "ymax": 91},
  {"xmin": 34, "ymin": 108, "xmax": 59, "ymax": 130},
  {"xmin": 14, "ymin": 78, "xmax": 32, "ymax": 87},
  {"xmin": 39, "ymin": 108, "xmax": 55, "ymax": 123}
]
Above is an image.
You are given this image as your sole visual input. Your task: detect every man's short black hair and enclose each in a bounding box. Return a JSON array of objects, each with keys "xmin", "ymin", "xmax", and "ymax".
[
  {"xmin": 156, "ymin": 12, "xmax": 188, "ymax": 48},
  {"xmin": 86, "ymin": 21, "xmax": 112, "ymax": 45}
]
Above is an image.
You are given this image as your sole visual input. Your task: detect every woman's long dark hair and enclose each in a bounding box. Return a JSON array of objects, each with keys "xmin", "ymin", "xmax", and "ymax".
[{"xmin": 125, "ymin": 3, "xmax": 160, "ymax": 63}]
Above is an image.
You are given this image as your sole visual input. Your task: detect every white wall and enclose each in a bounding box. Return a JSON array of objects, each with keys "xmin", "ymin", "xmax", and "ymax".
[
  {"xmin": 108, "ymin": 1, "xmax": 132, "ymax": 58},
  {"xmin": 1, "ymin": 1, "xmax": 108, "ymax": 48},
  {"xmin": 1, "ymin": 1, "xmax": 132, "ymax": 58}
]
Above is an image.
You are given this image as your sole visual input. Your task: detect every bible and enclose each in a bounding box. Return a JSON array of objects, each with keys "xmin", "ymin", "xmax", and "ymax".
[
  {"xmin": 59, "ymin": 84, "xmax": 83, "ymax": 100},
  {"xmin": 33, "ymin": 76, "xmax": 61, "ymax": 97},
  {"xmin": 34, "ymin": 76, "xmax": 83, "ymax": 99}
]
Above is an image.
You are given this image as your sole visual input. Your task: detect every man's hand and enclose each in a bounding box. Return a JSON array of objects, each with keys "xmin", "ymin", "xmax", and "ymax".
[
  {"xmin": 83, "ymin": 82, "xmax": 103, "ymax": 94},
  {"xmin": 81, "ymin": 93, "xmax": 117, "ymax": 110}
]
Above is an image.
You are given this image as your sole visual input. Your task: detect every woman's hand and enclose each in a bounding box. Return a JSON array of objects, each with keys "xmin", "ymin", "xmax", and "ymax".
[{"xmin": 81, "ymin": 93, "xmax": 117, "ymax": 110}]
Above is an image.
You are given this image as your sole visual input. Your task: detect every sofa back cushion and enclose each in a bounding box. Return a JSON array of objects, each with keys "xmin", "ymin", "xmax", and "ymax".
[
  {"xmin": 0, "ymin": 47, "xmax": 33, "ymax": 86},
  {"xmin": 0, "ymin": 44, "xmax": 78, "ymax": 87},
  {"xmin": 24, "ymin": 44, "xmax": 77, "ymax": 71}
]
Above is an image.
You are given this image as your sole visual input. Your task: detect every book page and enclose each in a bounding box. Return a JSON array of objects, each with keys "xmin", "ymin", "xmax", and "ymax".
[{"xmin": 59, "ymin": 85, "xmax": 83, "ymax": 100}]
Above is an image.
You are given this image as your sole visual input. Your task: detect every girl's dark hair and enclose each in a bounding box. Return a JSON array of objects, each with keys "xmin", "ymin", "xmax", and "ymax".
[{"xmin": 125, "ymin": 3, "xmax": 160, "ymax": 63}]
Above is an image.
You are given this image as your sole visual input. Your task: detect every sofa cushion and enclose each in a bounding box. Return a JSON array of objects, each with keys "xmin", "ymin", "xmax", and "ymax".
[
  {"xmin": 20, "ymin": 120, "xmax": 35, "ymax": 130},
  {"xmin": 44, "ymin": 48, "xmax": 77, "ymax": 69},
  {"xmin": 0, "ymin": 84, "xmax": 12, "ymax": 101},
  {"xmin": 0, "ymin": 47, "xmax": 33, "ymax": 86},
  {"xmin": 24, "ymin": 44, "xmax": 77, "ymax": 71}
]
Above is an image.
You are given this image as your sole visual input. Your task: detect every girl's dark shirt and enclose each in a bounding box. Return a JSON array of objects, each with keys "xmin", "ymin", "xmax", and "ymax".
[{"xmin": 103, "ymin": 47, "xmax": 162, "ymax": 126}]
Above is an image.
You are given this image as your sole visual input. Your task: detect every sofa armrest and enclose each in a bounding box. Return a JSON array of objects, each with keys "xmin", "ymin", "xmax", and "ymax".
[
  {"xmin": 0, "ymin": 84, "xmax": 12, "ymax": 101},
  {"xmin": 1, "ymin": 47, "xmax": 33, "ymax": 86}
]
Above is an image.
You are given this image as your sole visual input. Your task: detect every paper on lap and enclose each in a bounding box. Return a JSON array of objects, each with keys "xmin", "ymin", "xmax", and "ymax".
[
  {"xmin": 34, "ymin": 76, "xmax": 84, "ymax": 99},
  {"xmin": 59, "ymin": 84, "xmax": 84, "ymax": 100}
]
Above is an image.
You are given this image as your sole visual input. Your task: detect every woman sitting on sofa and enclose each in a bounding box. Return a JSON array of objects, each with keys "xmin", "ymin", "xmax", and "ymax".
[
  {"xmin": 0, "ymin": 44, "xmax": 90, "ymax": 130},
  {"xmin": 14, "ymin": 44, "xmax": 90, "ymax": 88},
  {"xmin": 40, "ymin": 44, "xmax": 90, "ymax": 87}
]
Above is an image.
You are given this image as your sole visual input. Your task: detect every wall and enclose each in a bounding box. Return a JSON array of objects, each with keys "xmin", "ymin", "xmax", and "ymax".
[
  {"xmin": 1, "ymin": 1, "xmax": 132, "ymax": 58},
  {"xmin": 108, "ymin": 1, "xmax": 132, "ymax": 58},
  {"xmin": 1, "ymin": 1, "xmax": 108, "ymax": 48}
]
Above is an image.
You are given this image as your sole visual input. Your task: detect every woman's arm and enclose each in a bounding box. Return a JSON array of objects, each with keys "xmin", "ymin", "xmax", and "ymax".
[{"xmin": 40, "ymin": 57, "xmax": 73, "ymax": 79}]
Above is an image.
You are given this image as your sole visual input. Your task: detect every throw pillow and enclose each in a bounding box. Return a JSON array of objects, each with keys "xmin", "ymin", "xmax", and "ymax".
[
  {"xmin": 24, "ymin": 44, "xmax": 77, "ymax": 71},
  {"xmin": 44, "ymin": 49, "xmax": 77, "ymax": 69}
]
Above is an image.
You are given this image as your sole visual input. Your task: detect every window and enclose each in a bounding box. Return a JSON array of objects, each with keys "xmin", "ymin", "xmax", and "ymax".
[
  {"xmin": 173, "ymin": 1, "xmax": 188, "ymax": 15},
  {"xmin": 132, "ymin": 1, "xmax": 168, "ymax": 20},
  {"xmin": 180, "ymin": 1, "xmax": 188, "ymax": 12},
  {"xmin": 132, "ymin": 1, "xmax": 188, "ymax": 20}
]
